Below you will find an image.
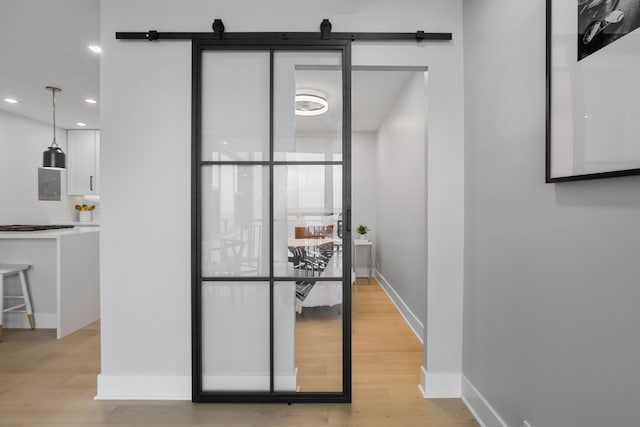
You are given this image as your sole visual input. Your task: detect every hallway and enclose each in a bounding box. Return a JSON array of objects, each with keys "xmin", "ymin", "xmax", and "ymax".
[{"xmin": 0, "ymin": 280, "xmax": 478, "ymax": 426}]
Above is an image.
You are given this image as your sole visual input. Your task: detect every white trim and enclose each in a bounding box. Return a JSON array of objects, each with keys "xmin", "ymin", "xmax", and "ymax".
[
  {"xmin": 418, "ymin": 365, "xmax": 427, "ymax": 397},
  {"xmin": 419, "ymin": 366, "xmax": 461, "ymax": 398},
  {"xmin": 461, "ymin": 375, "xmax": 509, "ymax": 427},
  {"xmin": 95, "ymin": 374, "xmax": 191, "ymax": 400},
  {"xmin": 3, "ymin": 312, "xmax": 57, "ymax": 329},
  {"xmin": 375, "ymin": 271, "xmax": 423, "ymax": 344}
]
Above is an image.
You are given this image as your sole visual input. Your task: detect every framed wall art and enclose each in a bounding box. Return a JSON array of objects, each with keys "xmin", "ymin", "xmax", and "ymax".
[{"xmin": 547, "ymin": 0, "xmax": 640, "ymax": 182}]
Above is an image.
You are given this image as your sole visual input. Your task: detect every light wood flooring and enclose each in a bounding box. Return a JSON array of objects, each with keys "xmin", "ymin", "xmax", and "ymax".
[
  {"xmin": 295, "ymin": 301, "xmax": 342, "ymax": 392},
  {"xmin": 0, "ymin": 279, "xmax": 479, "ymax": 426}
]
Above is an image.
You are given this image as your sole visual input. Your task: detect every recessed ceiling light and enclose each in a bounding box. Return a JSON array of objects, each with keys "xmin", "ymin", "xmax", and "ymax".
[
  {"xmin": 76, "ymin": 122, "xmax": 87, "ymax": 127},
  {"xmin": 88, "ymin": 45, "xmax": 102, "ymax": 53},
  {"xmin": 85, "ymin": 98, "xmax": 97, "ymax": 104},
  {"xmin": 295, "ymin": 94, "xmax": 328, "ymax": 116},
  {"xmin": 4, "ymin": 98, "xmax": 18, "ymax": 104}
]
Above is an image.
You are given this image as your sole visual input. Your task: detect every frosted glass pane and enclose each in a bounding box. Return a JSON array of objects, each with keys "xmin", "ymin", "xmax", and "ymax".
[
  {"xmin": 273, "ymin": 282, "xmax": 297, "ymax": 392},
  {"xmin": 273, "ymin": 165, "xmax": 343, "ymax": 277},
  {"xmin": 202, "ymin": 282, "xmax": 270, "ymax": 391},
  {"xmin": 202, "ymin": 51, "xmax": 270, "ymax": 161},
  {"xmin": 274, "ymin": 51, "xmax": 343, "ymax": 162},
  {"xmin": 201, "ymin": 165, "xmax": 269, "ymax": 277}
]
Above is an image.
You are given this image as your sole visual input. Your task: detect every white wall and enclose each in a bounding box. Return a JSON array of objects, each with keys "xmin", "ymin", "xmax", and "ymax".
[
  {"xmin": 352, "ymin": 131, "xmax": 377, "ymax": 275},
  {"xmin": 0, "ymin": 109, "xmax": 76, "ymax": 223},
  {"xmin": 99, "ymin": 0, "xmax": 464, "ymax": 399},
  {"xmin": 375, "ymin": 72, "xmax": 427, "ymax": 330},
  {"xmin": 463, "ymin": 1, "xmax": 640, "ymax": 426},
  {"xmin": 99, "ymin": 9, "xmax": 192, "ymax": 398}
]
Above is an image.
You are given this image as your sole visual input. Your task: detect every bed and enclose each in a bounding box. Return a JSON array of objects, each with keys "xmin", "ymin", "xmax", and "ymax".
[{"xmin": 288, "ymin": 237, "xmax": 351, "ymax": 313}]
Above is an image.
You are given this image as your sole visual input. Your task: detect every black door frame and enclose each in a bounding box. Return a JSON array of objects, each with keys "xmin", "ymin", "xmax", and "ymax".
[{"xmin": 192, "ymin": 39, "xmax": 352, "ymax": 403}]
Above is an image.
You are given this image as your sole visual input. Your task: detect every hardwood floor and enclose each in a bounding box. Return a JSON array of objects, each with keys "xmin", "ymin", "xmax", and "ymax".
[
  {"xmin": 0, "ymin": 279, "xmax": 479, "ymax": 426},
  {"xmin": 295, "ymin": 303, "xmax": 342, "ymax": 392}
]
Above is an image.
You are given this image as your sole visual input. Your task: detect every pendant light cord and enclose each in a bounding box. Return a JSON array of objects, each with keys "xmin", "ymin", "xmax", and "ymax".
[{"xmin": 47, "ymin": 86, "xmax": 61, "ymax": 148}]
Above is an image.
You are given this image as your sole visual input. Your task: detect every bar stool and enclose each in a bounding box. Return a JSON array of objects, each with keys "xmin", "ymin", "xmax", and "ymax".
[{"xmin": 0, "ymin": 264, "xmax": 35, "ymax": 341}]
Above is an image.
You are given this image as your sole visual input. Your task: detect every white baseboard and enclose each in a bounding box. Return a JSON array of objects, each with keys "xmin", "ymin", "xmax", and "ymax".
[
  {"xmin": 461, "ymin": 375, "xmax": 508, "ymax": 427},
  {"xmin": 375, "ymin": 272, "xmax": 424, "ymax": 344},
  {"xmin": 2, "ymin": 312, "xmax": 57, "ymax": 329},
  {"xmin": 419, "ymin": 367, "xmax": 461, "ymax": 398},
  {"xmin": 354, "ymin": 267, "xmax": 374, "ymax": 278},
  {"xmin": 95, "ymin": 374, "xmax": 191, "ymax": 400}
]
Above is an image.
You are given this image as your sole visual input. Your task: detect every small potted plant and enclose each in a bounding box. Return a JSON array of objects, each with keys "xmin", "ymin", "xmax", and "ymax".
[{"xmin": 356, "ymin": 224, "xmax": 369, "ymax": 240}]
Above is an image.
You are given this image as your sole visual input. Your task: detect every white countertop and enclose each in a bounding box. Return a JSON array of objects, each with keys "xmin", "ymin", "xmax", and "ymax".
[
  {"xmin": 0, "ymin": 227, "xmax": 99, "ymax": 239},
  {"xmin": 51, "ymin": 221, "xmax": 100, "ymax": 227}
]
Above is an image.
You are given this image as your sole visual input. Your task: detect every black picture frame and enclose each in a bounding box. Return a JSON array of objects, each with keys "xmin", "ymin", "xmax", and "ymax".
[{"xmin": 546, "ymin": 0, "xmax": 640, "ymax": 182}]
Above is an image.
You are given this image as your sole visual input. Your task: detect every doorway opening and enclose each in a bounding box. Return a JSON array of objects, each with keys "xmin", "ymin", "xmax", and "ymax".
[{"xmin": 349, "ymin": 66, "xmax": 428, "ymax": 393}]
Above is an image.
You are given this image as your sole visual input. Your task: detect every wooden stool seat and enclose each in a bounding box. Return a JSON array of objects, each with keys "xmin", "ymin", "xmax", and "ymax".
[{"xmin": 0, "ymin": 264, "xmax": 35, "ymax": 341}]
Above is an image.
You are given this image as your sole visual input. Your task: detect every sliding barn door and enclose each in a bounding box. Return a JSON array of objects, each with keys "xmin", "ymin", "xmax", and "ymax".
[{"xmin": 193, "ymin": 43, "xmax": 352, "ymax": 403}]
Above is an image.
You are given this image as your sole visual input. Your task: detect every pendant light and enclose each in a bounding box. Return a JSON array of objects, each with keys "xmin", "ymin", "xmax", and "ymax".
[{"xmin": 42, "ymin": 86, "xmax": 65, "ymax": 169}]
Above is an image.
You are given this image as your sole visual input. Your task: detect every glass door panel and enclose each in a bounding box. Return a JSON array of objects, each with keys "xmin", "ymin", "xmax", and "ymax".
[
  {"xmin": 273, "ymin": 282, "xmax": 297, "ymax": 392},
  {"xmin": 273, "ymin": 165, "xmax": 343, "ymax": 277},
  {"xmin": 201, "ymin": 165, "xmax": 269, "ymax": 277},
  {"xmin": 199, "ymin": 49, "xmax": 272, "ymax": 394},
  {"xmin": 201, "ymin": 51, "xmax": 270, "ymax": 161},
  {"xmin": 274, "ymin": 281, "xmax": 343, "ymax": 392},
  {"xmin": 272, "ymin": 50, "xmax": 344, "ymax": 395},
  {"xmin": 202, "ymin": 282, "xmax": 270, "ymax": 392},
  {"xmin": 273, "ymin": 51, "xmax": 343, "ymax": 162},
  {"xmin": 196, "ymin": 44, "xmax": 349, "ymax": 401}
]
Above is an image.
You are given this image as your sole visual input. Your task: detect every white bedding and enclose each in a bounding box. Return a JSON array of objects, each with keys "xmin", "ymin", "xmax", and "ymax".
[{"xmin": 294, "ymin": 270, "xmax": 355, "ymax": 313}]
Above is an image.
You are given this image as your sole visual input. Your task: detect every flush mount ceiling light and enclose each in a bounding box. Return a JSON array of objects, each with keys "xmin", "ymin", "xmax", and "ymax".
[
  {"xmin": 295, "ymin": 94, "xmax": 328, "ymax": 116},
  {"xmin": 88, "ymin": 45, "xmax": 102, "ymax": 53},
  {"xmin": 4, "ymin": 98, "xmax": 18, "ymax": 104},
  {"xmin": 42, "ymin": 86, "xmax": 65, "ymax": 169}
]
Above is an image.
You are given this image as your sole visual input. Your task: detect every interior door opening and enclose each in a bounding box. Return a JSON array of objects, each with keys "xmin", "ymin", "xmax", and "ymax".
[{"xmin": 350, "ymin": 66, "xmax": 428, "ymax": 393}]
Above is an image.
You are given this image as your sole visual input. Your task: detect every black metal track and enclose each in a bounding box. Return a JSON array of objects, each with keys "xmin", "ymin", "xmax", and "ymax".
[
  {"xmin": 116, "ymin": 31, "xmax": 452, "ymax": 42},
  {"xmin": 201, "ymin": 276, "xmax": 346, "ymax": 282}
]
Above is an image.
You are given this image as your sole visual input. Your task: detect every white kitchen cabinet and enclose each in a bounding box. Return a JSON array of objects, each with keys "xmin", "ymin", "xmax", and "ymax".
[{"xmin": 67, "ymin": 130, "xmax": 100, "ymax": 195}]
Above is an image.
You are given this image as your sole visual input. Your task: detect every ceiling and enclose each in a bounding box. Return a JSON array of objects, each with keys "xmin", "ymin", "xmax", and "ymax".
[
  {"xmin": 297, "ymin": 68, "xmax": 416, "ymax": 133},
  {"xmin": 0, "ymin": 0, "xmax": 100, "ymax": 130},
  {"xmin": 0, "ymin": 1, "xmax": 418, "ymax": 133}
]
